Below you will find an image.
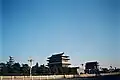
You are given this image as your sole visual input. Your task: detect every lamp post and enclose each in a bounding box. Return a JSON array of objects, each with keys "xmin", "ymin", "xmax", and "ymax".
[
  {"xmin": 81, "ymin": 64, "xmax": 84, "ymax": 74},
  {"xmin": 28, "ymin": 58, "xmax": 33, "ymax": 79}
]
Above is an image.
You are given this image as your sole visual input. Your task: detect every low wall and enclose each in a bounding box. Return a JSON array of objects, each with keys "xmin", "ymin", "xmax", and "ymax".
[
  {"xmin": 0, "ymin": 75, "xmax": 75, "ymax": 80},
  {"xmin": 1, "ymin": 72, "xmax": 120, "ymax": 80}
]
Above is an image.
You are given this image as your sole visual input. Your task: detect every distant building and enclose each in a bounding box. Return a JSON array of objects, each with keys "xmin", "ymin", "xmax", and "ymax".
[
  {"xmin": 100, "ymin": 68, "xmax": 109, "ymax": 73},
  {"xmin": 47, "ymin": 52, "xmax": 78, "ymax": 74},
  {"xmin": 47, "ymin": 52, "xmax": 71, "ymax": 68},
  {"xmin": 85, "ymin": 61, "xmax": 99, "ymax": 74}
]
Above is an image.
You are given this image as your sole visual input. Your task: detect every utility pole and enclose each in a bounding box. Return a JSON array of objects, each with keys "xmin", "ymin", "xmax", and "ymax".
[{"xmin": 28, "ymin": 58, "xmax": 33, "ymax": 79}]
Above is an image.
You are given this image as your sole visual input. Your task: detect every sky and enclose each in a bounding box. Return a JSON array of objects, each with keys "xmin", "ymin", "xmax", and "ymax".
[
  {"xmin": 0, "ymin": 0, "xmax": 2, "ymax": 62},
  {"xmin": 1, "ymin": 0, "xmax": 120, "ymax": 68}
]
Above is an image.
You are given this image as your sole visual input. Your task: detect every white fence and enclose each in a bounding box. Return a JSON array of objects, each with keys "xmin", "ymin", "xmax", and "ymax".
[
  {"xmin": 0, "ymin": 75, "xmax": 75, "ymax": 80},
  {"xmin": 1, "ymin": 72, "xmax": 120, "ymax": 80}
]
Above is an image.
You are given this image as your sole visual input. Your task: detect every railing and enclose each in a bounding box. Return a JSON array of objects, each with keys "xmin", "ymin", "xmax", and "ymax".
[
  {"xmin": 0, "ymin": 72, "xmax": 120, "ymax": 80},
  {"xmin": 0, "ymin": 75, "xmax": 75, "ymax": 80}
]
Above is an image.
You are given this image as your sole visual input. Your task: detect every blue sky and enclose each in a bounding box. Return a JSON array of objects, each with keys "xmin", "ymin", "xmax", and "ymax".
[
  {"xmin": 1, "ymin": 0, "xmax": 120, "ymax": 67},
  {"xmin": 0, "ymin": 0, "xmax": 2, "ymax": 61}
]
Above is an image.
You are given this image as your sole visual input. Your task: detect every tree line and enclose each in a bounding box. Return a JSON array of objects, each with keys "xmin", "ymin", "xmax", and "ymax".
[{"xmin": 0, "ymin": 56, "xmax": 49, "ymax": 76}]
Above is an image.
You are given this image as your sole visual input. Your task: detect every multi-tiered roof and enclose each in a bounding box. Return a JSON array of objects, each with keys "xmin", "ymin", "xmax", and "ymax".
[{"xmin": 47, "ymin": 52, "xmax": 71, "ymax": 67}]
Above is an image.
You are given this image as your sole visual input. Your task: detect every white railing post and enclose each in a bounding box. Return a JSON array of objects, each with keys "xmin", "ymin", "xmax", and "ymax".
[
  {"xmin": 23, "ymin": 76, "xmax": 24, "ymax": 80},
  {"xmin": 1, "ymin": 76, "xmax": 3, "ymax": 80},
  {"xmin": 47, "ymin": 75, "xmax": 48, "ymax": 80},
  {"xmin": 12, "ymin": 76, "xmax": 14, "ymax": 80},
  {"xmin": 32, "ymin": 76, "xmax": 33, "ymax": 80},
  {"xmin": 39, "ymin": 76, "xmax": 41, "ymax": 80}
]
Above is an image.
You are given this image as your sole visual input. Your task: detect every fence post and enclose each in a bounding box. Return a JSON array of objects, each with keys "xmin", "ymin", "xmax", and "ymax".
[
  {"xmin": 54, "ymin": 75, "xmax": 56, "ymax": 79},
  {"xmin": 32, "ymin": 76, "xmax": 33, "ymax": 80},
  {"xmin": 23, "ymin": 76, "xmax": 24, "ymax": 80},
  {"xmin": 1, "ymin": 76, "xmax": 3, "ymax": 80},
  {"xmin": 47, "ymin": 75, "xmax": 48, "ymax": 80},
  {"xmin": 39, "ymin": 76, "xmax": 41, "ymax": 80},
  {"xmin": 12, "ymin": 76, "xmax": 14, "ymax": 80}
]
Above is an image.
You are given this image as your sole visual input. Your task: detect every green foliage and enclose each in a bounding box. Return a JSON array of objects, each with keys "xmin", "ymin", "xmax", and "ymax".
[
  {"xmin": 0, "ymin": 63, "xmax": 7, "ymax": 75},
  {"xmin": 21, "ymin": 64, "xmax": 30, "ymax": 76}
]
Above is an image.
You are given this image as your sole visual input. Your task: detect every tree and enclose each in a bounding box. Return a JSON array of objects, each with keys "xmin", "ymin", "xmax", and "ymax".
[
  {"xmin": 38, "ymin": 64, "xmax": 49, "ymax": 75},
  {"xmin": 21, "ymin": 64, "xmax": 30, "ymax": 76},
  {"xmin": 12, "ymin": 63, "xmax": 21, "ymax": 75},
  {"xmin": 32, "ymin": 62, "xmax": 39, "ymax": 75},
  {"xmin": 110, "ymin": 66, "xmax": 112, "ymax": 69},
  {"xmin": 0, "ymin": 63, "xmax": 7, "ymax": 75},
  {"xmin": 7, "ymin": 56, "xmax": 15, "ymax": 66},
  {"xmin": 6, "ymin": 56, "xmax": 15, "ymax": 74}
]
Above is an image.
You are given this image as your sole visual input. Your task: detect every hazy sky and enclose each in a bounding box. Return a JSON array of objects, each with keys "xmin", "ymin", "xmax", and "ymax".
[{"xmin": 1, "ymin": 0, "xmax": 120, "ymax": 67}]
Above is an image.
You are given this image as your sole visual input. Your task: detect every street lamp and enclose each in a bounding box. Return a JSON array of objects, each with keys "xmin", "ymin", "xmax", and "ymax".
[
  {"xmin": 28, "ymin": 58, "xmax": 33, "ymax": 78},
  {"xmin": 81, "ymin": 64, "xmax": 84, "ymax": 74}
]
